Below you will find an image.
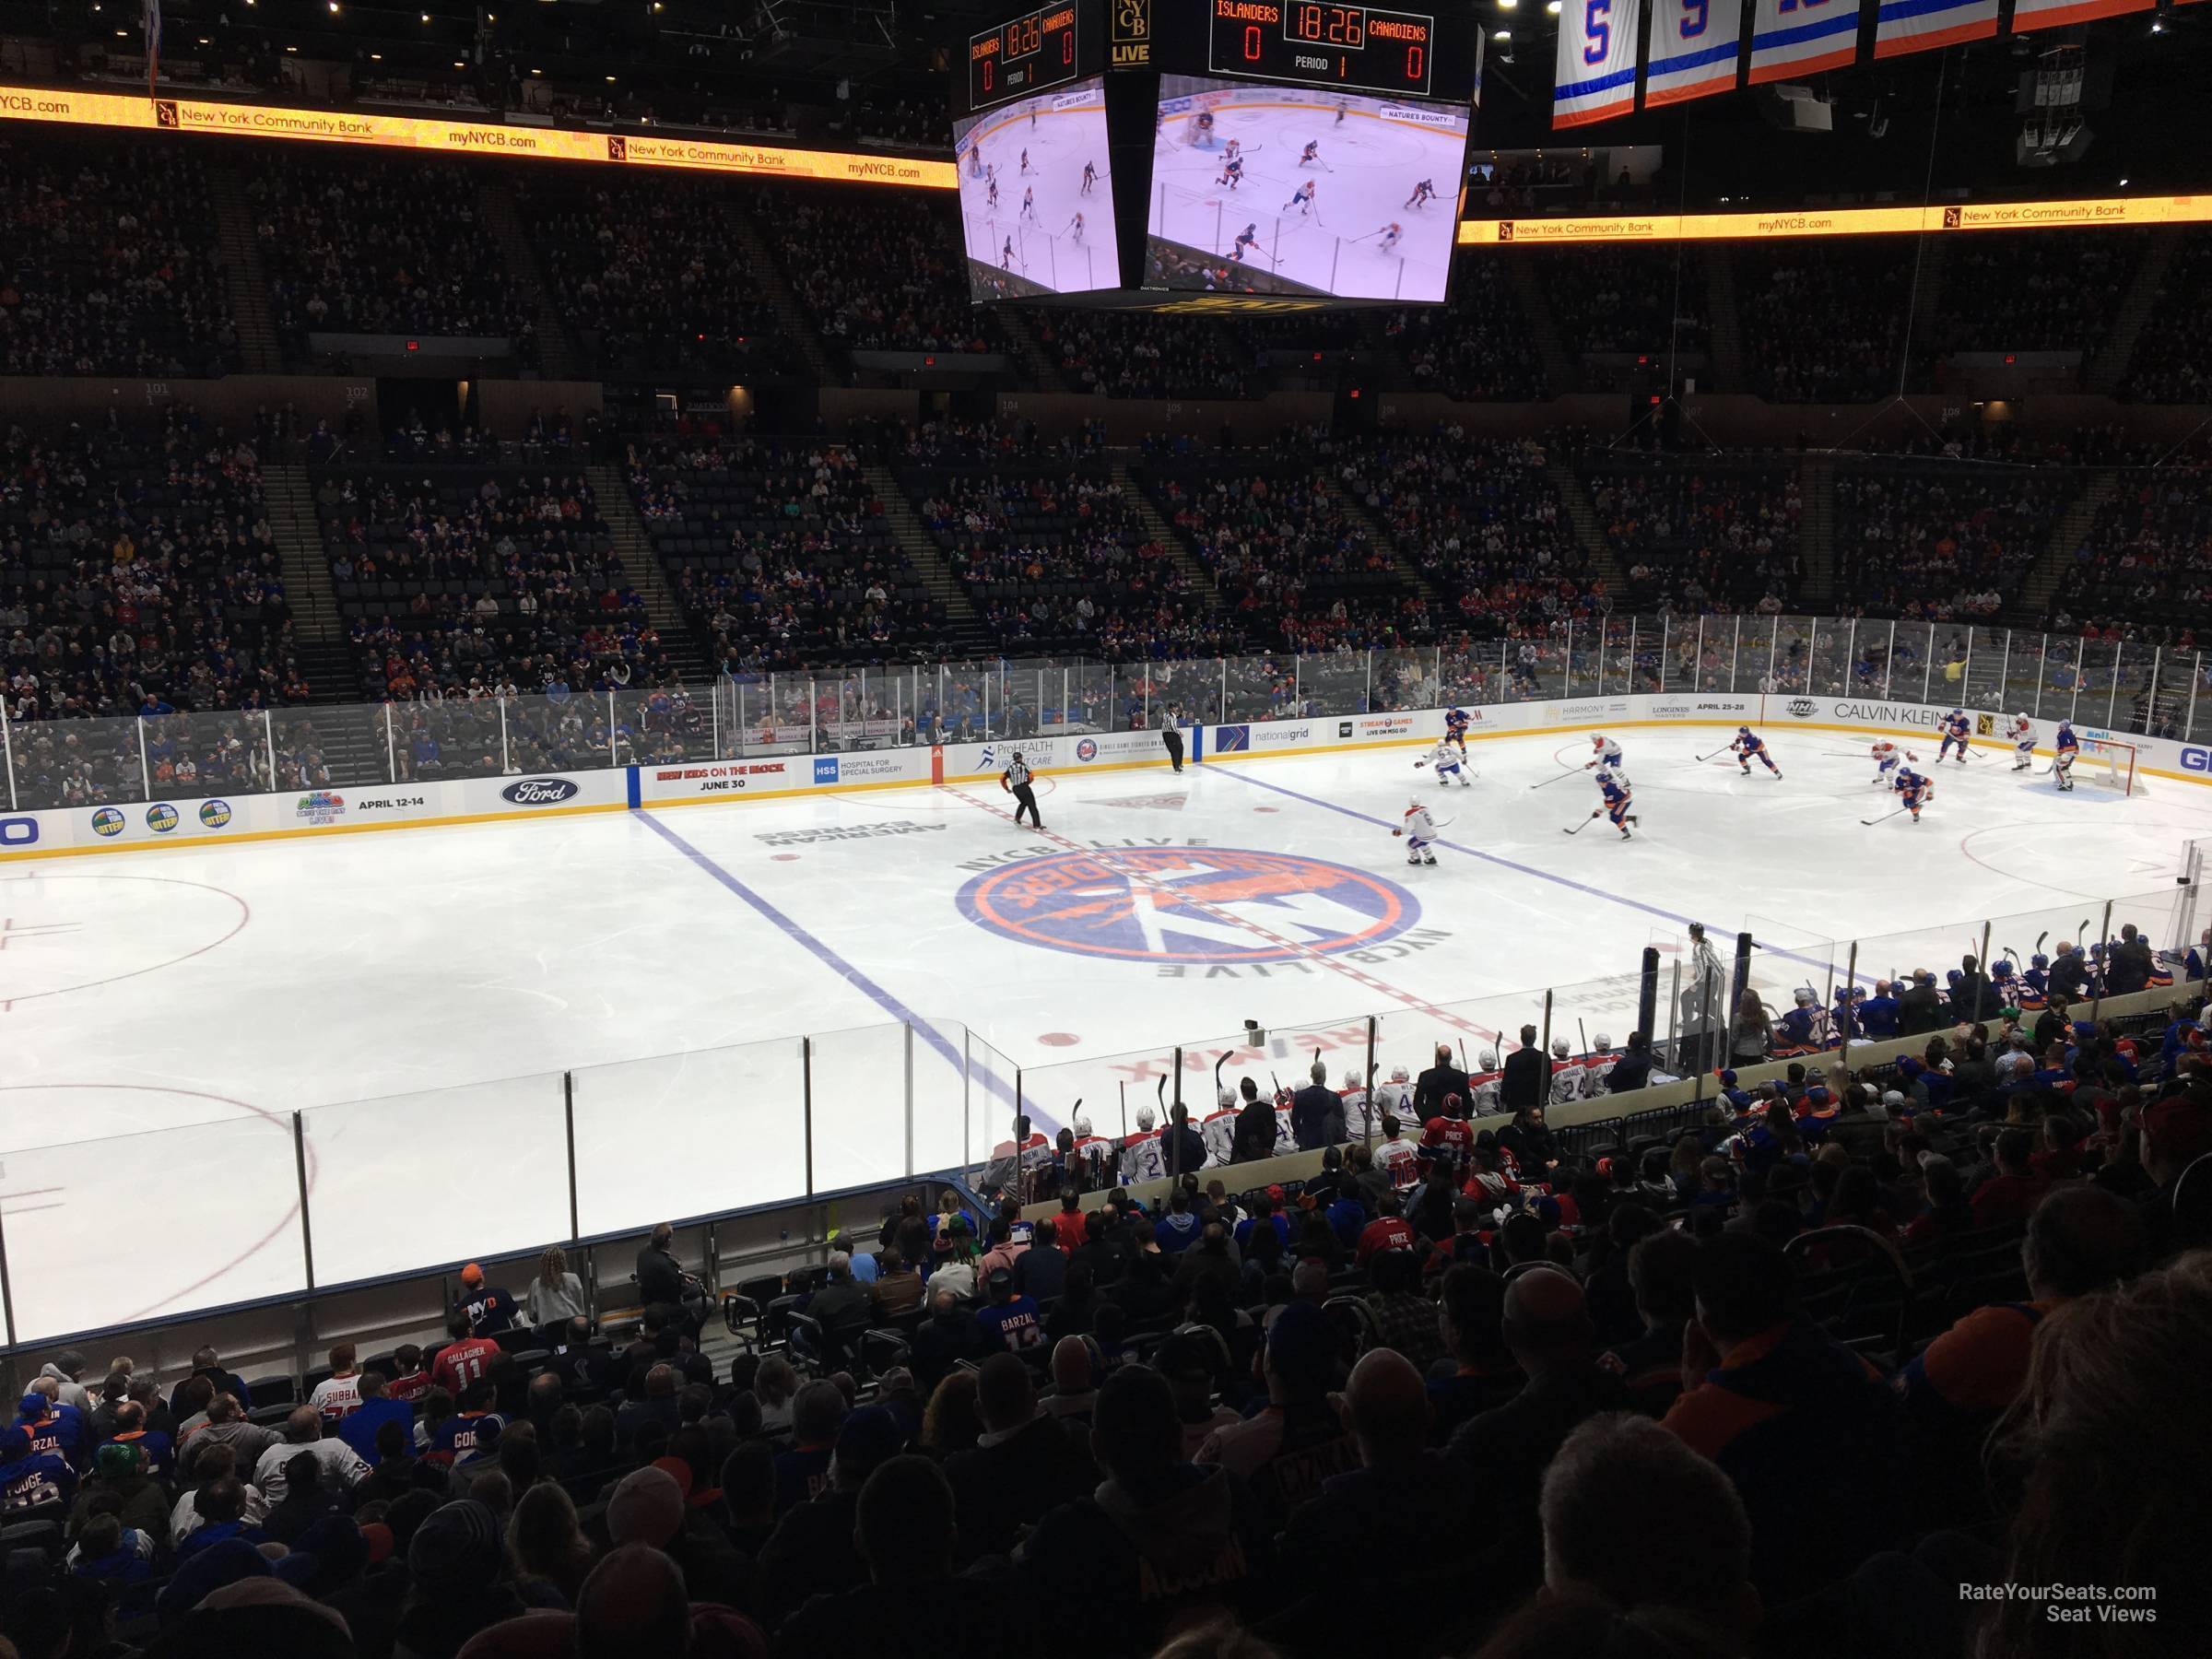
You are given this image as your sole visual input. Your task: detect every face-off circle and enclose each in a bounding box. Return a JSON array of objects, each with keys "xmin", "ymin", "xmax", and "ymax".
[{"xmin": 957, "ymin": 847, "xmax": 1418, "ymax": 964}]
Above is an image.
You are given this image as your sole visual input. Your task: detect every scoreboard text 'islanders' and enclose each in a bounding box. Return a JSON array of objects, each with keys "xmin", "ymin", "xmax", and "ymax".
[{"xmin": 1206, "ymin": 2, "xmax": 1438, "ymax": 99}]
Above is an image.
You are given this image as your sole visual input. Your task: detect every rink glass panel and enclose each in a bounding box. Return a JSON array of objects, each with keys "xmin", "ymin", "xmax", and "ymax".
[
  {"xmin": 0, "ymin": 1116, "xmax": 308, "ymax": 1343},
  {"xmin": 568, "ymin": 1038, "xmax": 809, "ymax": 1238},
  {"xmin": 806, "ymin": 1021, "xmax": 925, "ymax": 1194},
  {"xmin": 299, "ymin": 1076, "xmax": 572, "ymax": 1289},
  {"xmin": 1016, "ymin": 1042, "xmax": 1182, "ymax": 1166}
]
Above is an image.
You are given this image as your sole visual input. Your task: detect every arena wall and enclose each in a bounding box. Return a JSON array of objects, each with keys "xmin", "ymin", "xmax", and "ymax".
[{"xmin": 3, "ymin": 692, "xmax": 2202, "ymax": 861}]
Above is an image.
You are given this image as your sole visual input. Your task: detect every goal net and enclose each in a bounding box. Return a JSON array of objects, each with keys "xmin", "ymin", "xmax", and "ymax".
[{"xmin": 2078, "ymin": 736, "xmax": 2142, "ymax": 795}]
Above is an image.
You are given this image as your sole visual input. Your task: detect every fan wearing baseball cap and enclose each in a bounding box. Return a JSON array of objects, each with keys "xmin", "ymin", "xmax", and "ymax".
[{"xmin": 454, "ymin": 1262, "xmax": 520, "ymax": 1337}]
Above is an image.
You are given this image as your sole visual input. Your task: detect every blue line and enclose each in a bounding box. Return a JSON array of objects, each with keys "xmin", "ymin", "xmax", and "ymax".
[
  {"xmin": 1209, "ymin": 765, "xmax": 1841, "ymax": 982},
  {"xmin": 633, "ymin": 810, "xmax": 1032, "ymax": 1125}
]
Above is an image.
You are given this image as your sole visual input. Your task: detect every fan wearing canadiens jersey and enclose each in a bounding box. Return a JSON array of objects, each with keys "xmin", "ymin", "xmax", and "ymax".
[{"xmin": 1418, "ymin": 1096, "xmax": 1477, "ymax": 1177}]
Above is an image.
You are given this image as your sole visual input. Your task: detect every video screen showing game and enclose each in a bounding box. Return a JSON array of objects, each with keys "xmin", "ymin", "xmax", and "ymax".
[
  {"xmin": 1145, "ymin": 75, "xmax": 1468, "ymax": 301},
  {"xmin": 955, "ymin": 77, "xmax": 1121, "ymax": 301}
]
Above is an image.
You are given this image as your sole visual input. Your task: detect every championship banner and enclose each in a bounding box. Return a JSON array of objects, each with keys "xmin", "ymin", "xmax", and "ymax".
[
  {"xmin": 1746, "ymin": 0, "xmax": 1860, "ymax": 84},
  {"xmin": 1553, "ymin": 0, "xmax": 1644, "ymax": 127},
  {"xmin": 1644, "ymin": 0, "xmax": 1744, "ymax": 108},
  {"xmin": 2008, "ymin": 0, "xmax": 2150, "ymax": 29},
  {"xmin": 1874, "ymin": 0, "xmax": 1996, "ymax": 55}
]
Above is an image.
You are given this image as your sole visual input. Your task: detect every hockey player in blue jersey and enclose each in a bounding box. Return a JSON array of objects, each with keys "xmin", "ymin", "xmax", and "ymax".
[
  {"xmin": 1589, "ymin": 774, "xmax": 1637, "ymax": 840},
  {"xmin": 1230, "ymin": 223, "xmax": 1261, "ymax": 263},
  {"xmin": 1858, "ymin": 980, "xmax": 1900, "ymax": 1039},
  {"xmin": 1419, "ymin": 736, "xmax": 1471, "ymax": 786},
  {"xmin": 1444, "ymin": 707, "xmax": 1470, "ymax": 751},
  {"xmin": 2054, "ymin": 720, "xmax": 2080, "ymax": 791},
  {"xmin": 1776, "ymin": 988, "xmax": 1833, "ymax": 1051},
  {"xmin": 1299, "ymin": 139, "xmax": 1321, "ymax": 166},
  {"xmin": 1893, "ymin": 766, "xmax": 1933, "ymax": 822},
  {"xmin": 1217, "ymin": 156, "xmax": 1244, "ymax": 189},
  {"xmin": 1938, "ymin": 710, "xmax": 1972, "ymax": 764},
  {"xmin": 1732, "ymin": 727, "xmax": 1782, "ymax": 778}
]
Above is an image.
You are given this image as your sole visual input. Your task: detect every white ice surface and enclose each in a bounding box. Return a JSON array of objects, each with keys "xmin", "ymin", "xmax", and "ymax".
[
  {"xmin": 4, "ymin": 724, "xmax": 2205, "ymax": 1335},
  {"xmin": 957, "ymin": 93, "xmax": 1120, "ymax": 294},
  {"xmin": 1147, "ymin": 88, "xmax": 1465, "ymax": 300}
]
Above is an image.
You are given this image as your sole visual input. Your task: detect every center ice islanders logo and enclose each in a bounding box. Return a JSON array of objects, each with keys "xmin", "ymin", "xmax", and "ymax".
[{"xmin": 958, "ymin": 847, "xmax": 1418, "ymax": 963}]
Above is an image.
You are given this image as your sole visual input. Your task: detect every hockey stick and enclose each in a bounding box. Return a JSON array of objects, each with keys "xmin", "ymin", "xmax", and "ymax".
[
  {"xmin": 1695, "ymin": 745, "xmax": 1735, "ymax": 762},
  {"xmin": 1861, "ymin": 806, "xmax": 1912, "ymax": 826},
  {"xmin": 1532, "ymin": 768, "xmax": 1583, "ymax": 790},
  {"xmin": 2034, "ymin": 931, "xmax": 2049, "ymax": 955},
  {"xmin": 1269, "ymin": 1069, "xmax": 1284, "ymax": 1107},
  {"xmin": 1119, "ymin": 1081, "xmax": 1127, "ymax": 1145},
  {"xmin": 2002, "ymin": 944, "xmax": 2023, "ymax": 971},
  {"xmin": 1577, "ymin": 1018, "xmax": 1589, "ymax": 1056},
  {"xmin": 1458, "ymin": 1039, "xmax": 1470, "ymax": 1076},
  {"xmin": 1563, "ymin": 812, "xmax": 1598, "ymax": 836},
  {"xmin": 1214, "ymin": 1052, "xmax": 1229, "ymax": 1105}
]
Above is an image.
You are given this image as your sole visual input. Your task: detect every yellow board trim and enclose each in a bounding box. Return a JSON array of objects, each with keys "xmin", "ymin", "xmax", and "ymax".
[{"xmin": 3, "ymin": 717, "xmax": 2196, "ymax": 865}]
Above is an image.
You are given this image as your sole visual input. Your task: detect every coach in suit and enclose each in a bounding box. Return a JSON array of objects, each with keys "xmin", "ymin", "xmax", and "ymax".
[
  {"xmin": 1415, "ymin": 1044, "xmax": 1473, "ymax": 1120},
  {"xmin": 1498, "ymin": 1028, "xmax": 1549, "ymax": 1115}
]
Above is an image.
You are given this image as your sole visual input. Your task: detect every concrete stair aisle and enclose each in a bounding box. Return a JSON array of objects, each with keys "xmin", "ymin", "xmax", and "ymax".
[
  {"xmin": 586, "ymin": 464, "xmax": 713, "ymax": 682},
  {"xmin": 478, "ymin": 181, "xmax": 580, "ymax": 381},
  {"xmin": 262, "ymin": 464, "xmax": 392, "ymax": 781},
  {"xmin": 1798, "ymin": 455, "xmax": 1837, "ymax": 608},
  {"xmin": 1507, "ymin": 259, "xmax": 1577, "ymax": 394},
  {"xmin": 859, "ymin": 462, "xmax": 995, "ymax": 656},
  {"xmin": 2012, "ymin": 468, "xmax": 2118, "ymax": 624},
  {"xmin": 208, "ymin": 165, "xmax": 282, "ymax": 374},
  {"xmin": 1112, "ymin": 457, "xmax": 1218, "ymax": 601},
  {"xmin": 1338, "ymin": 490, "xmax": 1442, "ymax": 605},
  {"xmin": 1703, "ymin": 247, "xmax": 1747, "ymax": 391},
  {"xmin": 2086, "ymin": 229, "xmax": 2182, "ymax": 394},
  {"xmin": 727, "ymin": 214, "xmax": 835, "ymax": 382},
  {"xmin": 992, "ymin": 307, "xmax": 1068, "ymax": 391},
  {"xmin": 1543, "ymin": 457, "xmax": 1627, "ymax": 592}
]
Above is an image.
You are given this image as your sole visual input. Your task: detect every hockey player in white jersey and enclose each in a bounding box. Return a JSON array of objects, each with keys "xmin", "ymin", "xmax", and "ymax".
[
  {"xmin": 1373, "ymin": 1065, "xmax": 1414, "ymax": 1121},
  {"xmin": 1394, "ymin": 800, "xmax": 1441, "ymax": 865},
  {"xmin": 1469, "ymin": 1049, "xmax": 1503, "ymax": 1117},
  {"xmin": 2005, "ymin": 712, "xmax": 2035, "ymax": 771},
  {"xmin": 1584, "ymin": 734, "xmax": 1624, "ymax": 775},
  {"xmin": 1199, "ymin": 1088, "xmax": 1241, "ymax": 1167},
  {"xmin": 1869, "ymin": 738, "xmax": 1913, "ymax": 787},
  {"xmin": 1066, "ymin": 1112, "xmax": 1112, "ymax": 1189},
  {"xmin": 1548, "ymin": 1038, "xmax": 1591, "ymax": 1104},
  {"xmin": 1120, "ymin": 1105, "xmax": 1166, "ymax": 1184},
  {"xmin": 1337, "ymin": 1070, "xmax": 1373, "ymax": 1139},
  {"xmin": 1418, "ymin": 736, "xmax": 1471, "ymax": 786}
]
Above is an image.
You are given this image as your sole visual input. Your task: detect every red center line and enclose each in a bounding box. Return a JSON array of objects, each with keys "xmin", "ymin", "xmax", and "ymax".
[{"xmin": 941, "ymin": 784, "xmax": 1500, "ymax": 1043}]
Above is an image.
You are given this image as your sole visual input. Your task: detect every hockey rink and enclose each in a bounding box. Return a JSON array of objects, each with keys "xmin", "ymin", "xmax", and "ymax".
[
  {"xmin": 955, "ymin": 80, "xmax": 1121, "ymax": 297},
  {"xmin": 1147, "ymin": 78, "xmax": 1467, "ymax": 300},
  {"xmin": 3, "ymin": 724, "xmax": 2206, "ymax": 1337}
]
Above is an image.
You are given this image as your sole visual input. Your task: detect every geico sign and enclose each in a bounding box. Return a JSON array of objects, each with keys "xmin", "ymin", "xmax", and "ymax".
[
  {"xmin": 2183, "ymin": 747, "xmax": 2212, "ymax": 773},
  {"xmin": 0, "ymin": 816, "xmax": 37, "ymax": 846}
]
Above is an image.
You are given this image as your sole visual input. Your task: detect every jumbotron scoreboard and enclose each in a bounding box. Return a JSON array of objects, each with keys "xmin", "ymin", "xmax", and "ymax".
[
  {"xmin": 1206, "ymin": 4, "xmax": 1440, "ymax": 100},
  {"xmin": 951, "ymin": 0, "xmax": 1478, "ymax": 309}
]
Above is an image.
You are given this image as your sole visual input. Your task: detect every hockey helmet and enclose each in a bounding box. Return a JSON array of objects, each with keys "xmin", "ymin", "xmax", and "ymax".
[
  {"xmin": 1550, "ymin": 1038, "xmax": 1571, "ymax": 1059},
  {"xmin": 1135, "ymin": 1104, "xmax": 1156, "ymax": 1130},
  {"xmin": 1479, "ymin": 1048, "xmax": 1500, "ymax": 1069}
]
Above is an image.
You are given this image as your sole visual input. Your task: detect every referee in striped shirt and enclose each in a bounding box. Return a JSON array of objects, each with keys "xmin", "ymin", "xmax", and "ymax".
[{"xmin": 1003, "ymin": 750, "xmax": 1044, "ymax": 828}]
